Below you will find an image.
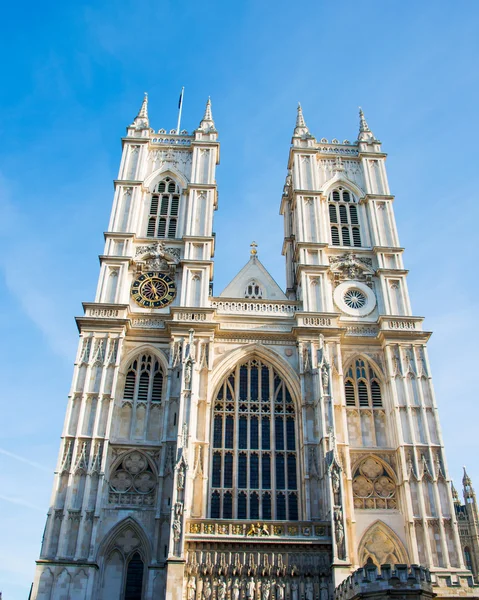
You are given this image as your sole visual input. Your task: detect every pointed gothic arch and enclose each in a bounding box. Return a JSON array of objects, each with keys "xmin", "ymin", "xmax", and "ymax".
[
  {"xmin": 210, "ymin": 343, "xmax": 301, "ymax": 404},
  {"xmin": 115, "ymin": 346, "xmax": 168, "ymax": 442},
  {"xmin": 144, "ymin": 165, "xmax": 189, "ymax": 190},
  {"xmin": 351, "ymin": 454, "xmax": 398, "ymax": 510},
  {"xmin": 320, "ymin": 174, "xmax": 366, "ymax": 200},
  {"xmin": 358, "ymin": 520, "xmax": 408, "ymax": 567},
  {"xmin": 97, "ymin": 516, "xmax": 152, "ymax": 562},
  {"xmin": 208, "ymin": 346, "xmax": 302, "ymax": 521},
  {"xmin": 344, "ymin": 355, "xmax": 387, "ymax": 447},
  {"xmin": 118, "ymin": 345, "xmax": 169, "ymax": 379},
  {"xmin": 96, "ymin": 517, "xmax": 151, "ymax": 600}
]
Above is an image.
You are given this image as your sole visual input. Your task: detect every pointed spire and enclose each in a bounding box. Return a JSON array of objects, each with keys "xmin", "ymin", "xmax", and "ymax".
[
  {"xmin": 358, "ymin": 107, "xmax": 376, "ymax": 142},
  {"xmin": 451, "ymin": 482, "xmax": 461, "ymax": 505},
  {"xmin": 463, "ymin": 466, "xmax": 473, "ymax": 488},
  {"xmin": 137, "ymin": 92, "xmax": 148, "ymax": 119},
  {"xmin": 296, "ymin": 103, "xmax": 306, "ymax": 128},
  {"xmin": 198, "ymin": 97, "xmax": 216, "ymax": 132},
  {"xmin": 131, "ymin": 92, "xmax": 149, "ymax": 129},
  {"xmin": 294, "ymin": 102, "xmax": 310, "ymax": 137}
]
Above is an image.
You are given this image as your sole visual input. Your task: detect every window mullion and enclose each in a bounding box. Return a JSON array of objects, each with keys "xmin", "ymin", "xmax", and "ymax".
[{"xmin": 270, "ymin": 367, "xmax": 276, "ymax": 520}]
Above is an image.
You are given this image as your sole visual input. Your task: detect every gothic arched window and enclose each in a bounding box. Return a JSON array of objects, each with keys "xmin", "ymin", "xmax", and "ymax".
[
  {"xmin": 210, "ymin": 358, "xmax": 299, "ymax": 520},
  {"xmin": 119, "ymin": 353, "xmax": 165, "ymax": 441},
  {"xmin": 329, "ymin": 188, "xmax": 362, "ymax": 247},
  {"xmin": 244, "ymin": 280, "xmax": 263, "ymax": 299},
  {"xmin": 146, "ymin": 177, "xmax": 180, "ymax": 239},
  {"xmin": 124, "ymin": 354, "xmax": 164, "ymax": 404},
  {"xmin": 344, "ymin": 358, "xmax": 387, "ymax": 447}
]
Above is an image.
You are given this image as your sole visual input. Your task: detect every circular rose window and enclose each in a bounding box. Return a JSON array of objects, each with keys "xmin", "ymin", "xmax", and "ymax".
[
  {"xmin": 333, "ymin": 281, "xmax": 376, "ymax": 317},
  {"xmin": 343, "ymin": 289, "xmax": 366, "ymax": 309}
]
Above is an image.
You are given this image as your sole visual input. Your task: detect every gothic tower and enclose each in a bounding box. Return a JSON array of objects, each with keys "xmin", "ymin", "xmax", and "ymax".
[{"xmin": 31, "ymin": 98, "xmax": 476, "ymax": 600}]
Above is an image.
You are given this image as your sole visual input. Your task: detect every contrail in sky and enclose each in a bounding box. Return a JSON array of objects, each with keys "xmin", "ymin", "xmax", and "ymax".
[
  {"xmin": 0, "ymin": 447, "xmax": 51, "ymax": 473},
  {"xmin": 0, "ymin": 493, "xmax": 45, "ymax": 512}
]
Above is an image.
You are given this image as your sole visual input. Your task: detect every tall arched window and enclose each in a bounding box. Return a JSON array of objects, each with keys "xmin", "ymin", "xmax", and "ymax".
[
  {"xmin": 210, "ymin": 358, "xmax": 299, "ymax": 521},
  {"xmin": 344, "ymin": 358, "xmax": 387, "ymax": 447},
  {"xmin": 146, "ymin": 177, "xmax": 180, "ymax": 239},
  {"xmin": 119, "ymin": 353, "xmax": 165, "ymax": 441},
  {"xmin": 124, "ymin": 354, "xmax": 164, "ymax": 404},
  {"xmin": 329, "ymin": 188, "xmax": 362, "ymax": 247}
]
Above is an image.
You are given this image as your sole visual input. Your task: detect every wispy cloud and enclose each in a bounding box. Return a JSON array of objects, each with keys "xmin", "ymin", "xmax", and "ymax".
[
  {"xmin": 0, "ymin": 173, "xmax": 75, "ymax": 360},
  {"xmin": 0, "ymin": 448, "xmax": 51, "ymax": 473},
  {"xmin": 0, "ymin": 494, "xmax": 45, "ymax": 512}
]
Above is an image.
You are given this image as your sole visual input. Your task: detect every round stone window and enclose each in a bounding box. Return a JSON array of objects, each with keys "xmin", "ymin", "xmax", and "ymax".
[
  {"xmin": 343, "ymin": 289, "xmax": 366, "ymax": 309},
  {"xmin": 333, "ymin": 281, "xmax": 376, "ymax": 317}
]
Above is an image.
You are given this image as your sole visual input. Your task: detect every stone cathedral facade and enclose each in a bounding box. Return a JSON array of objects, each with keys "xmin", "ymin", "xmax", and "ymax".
[{"xmin": 31, "ymin": 96, "xmax": 478, "ymax": 600}]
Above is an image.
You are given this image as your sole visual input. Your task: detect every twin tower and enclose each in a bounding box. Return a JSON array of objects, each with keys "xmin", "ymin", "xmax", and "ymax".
[{"xmin": 31, "ymin": 96, "xmax": 478, "ymax": 600}]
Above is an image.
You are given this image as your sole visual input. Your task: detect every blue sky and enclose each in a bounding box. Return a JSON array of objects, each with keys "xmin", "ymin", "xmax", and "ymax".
[{"xmin": 1, "ymin": 1, "xmax": 479, "ymax": 597}]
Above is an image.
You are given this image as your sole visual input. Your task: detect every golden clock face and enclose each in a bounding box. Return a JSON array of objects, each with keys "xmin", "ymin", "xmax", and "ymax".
[{"xmin": 131, "ymin": 271, "xmax": 176, "ymax": 308}]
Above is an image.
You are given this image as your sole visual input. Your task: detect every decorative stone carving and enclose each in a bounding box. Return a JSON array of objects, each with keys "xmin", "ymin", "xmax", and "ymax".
[
  {"xmin": 135, "ymin": 242, "xmax": 180, "ymax": 273},
  {"xmin": 246, "ymin": 577, "xmax": 256, "ymax": 600},
  {"xmin": 291, "ymin": 581, "xmax": 299, "ymax": 600},
  {"xmin": 352, "ymin": 456, "xmax": 396, "ymax": 510},
  {"xmin": 188, "ymin": 576, "xmax": 197, "ymax": 600},
  {"xmin": 329, "ymin": 253, "xmax": 374, "ymax": 288},
  {"xmin": 358, "ymin": 521, "xmax": 408, "ymax": 567}
]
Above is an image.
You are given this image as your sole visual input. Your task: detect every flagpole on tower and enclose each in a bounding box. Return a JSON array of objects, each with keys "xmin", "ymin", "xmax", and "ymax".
[{"xmin": 176, "ymin": 87, "xmax": 184, "ymax": 134}]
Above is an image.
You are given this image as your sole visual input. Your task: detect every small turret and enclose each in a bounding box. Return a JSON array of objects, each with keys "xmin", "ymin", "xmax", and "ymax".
[
  {"xmin": 294, "ymin": 102, "xmax": 311, "ymax": 137},
  {"xmin": 198, "ymin": 97, "xmax": 216, "ymax": 132},
  {"xmin": 452, "ymin": 482, "xmax": 461, "ymax": 506},
  {"xmin": 357, "ymin": 107, "xmax": 376, "ymax": 142},
  {"xmin": 130, "ymin": 92, "xmax": 150, "ymax": 130}
]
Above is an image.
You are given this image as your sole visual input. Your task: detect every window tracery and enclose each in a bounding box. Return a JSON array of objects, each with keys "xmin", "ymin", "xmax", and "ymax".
[
  {"xmin": 210, "ymin": 358, "xmax": 299, "ymax": 520},
  {"xmin": 328, "ymin": 187, "xmax": 362, "ymax": 247},
  {"xmin": 344, "ymin": 358, "xmax": 387, "ymax": 447},
  {"xmin": 146, "ymin": 177, "xmax": 180, "ymax": 239},
  {"xmin": 352, "ymin": 457, "xmax": 397, "ymax": 509},
  {"xmin": 109, "ymin": 451, "xmax": 157, "ymax": 506},
  {"xmin": 124, "ymin": 354, "xmax": 164, "ymax": 405}
]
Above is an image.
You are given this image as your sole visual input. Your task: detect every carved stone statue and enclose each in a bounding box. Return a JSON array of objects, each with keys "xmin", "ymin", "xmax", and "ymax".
[
  {"xmin": 232, "ymin": 578, "xmax": 241, "ymax": 600},
  {"xmin": 177, "ymin": 465, "xmax": 185, "ymax": 490},
  {"xmin": 305, "ymin": 581, "xmax": 314, "ymax": 600},
  {"xmin": 320, "ymin": 580, "xmax": 329, "ymax": 600},
  {"xmin": 203, "ymin": 580, "xmax": 212, "ymax": 600},
  {"xmin": 188, "ymin": 576, "xmax": 196, "ymax": 600},
  {"xmin": 246, "ymin": 577, "xmax": 256, "ymax": 600},
  {"xmin": 217, "ymin": 578, "xmax": 227, "ymax": 600},
  {"xmin": 185, "ymin": 360, "xmax": 192, "ymax": 386},
  {"xmin": 262, "ymin": 580, "xmax": 271, "ymax": 600},
  {"xmin": 290, "ymin": 581, "xmax": 299, "ymax": 600},
  {"xmin": 275, "ymin": 581, "xmax": 285, "ymax": 600}
]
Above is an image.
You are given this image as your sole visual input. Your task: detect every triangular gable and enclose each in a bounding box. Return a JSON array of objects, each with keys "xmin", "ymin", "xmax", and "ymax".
[{"xmin": 219, "ymin": 256, "xmax": 287, "ymax": 300}]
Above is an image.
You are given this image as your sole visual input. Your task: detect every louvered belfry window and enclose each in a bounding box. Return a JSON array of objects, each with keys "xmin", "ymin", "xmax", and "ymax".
[
  {"xmin": 210, "ymin": 358, "xmax": 299, "ymax": 521},
  {"xmin": 329, "ymin": 188, "xmax": 362, "ymax": 247},
  {"xmin": 123, "ymin": 354, "xmax": 164, "ymax": 404},
  {"xmin": 344, "ymin": 359, "xmax": 382, "ymax": 408},
  {"xmin": 146, "ymin": 177, "xmax": 180, "ymax": 239}
]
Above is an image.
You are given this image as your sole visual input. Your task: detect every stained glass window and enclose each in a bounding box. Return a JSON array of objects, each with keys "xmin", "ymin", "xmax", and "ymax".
[{"xmin": 210, "ymin": 358, "xmax": 299, "ymax": 519}]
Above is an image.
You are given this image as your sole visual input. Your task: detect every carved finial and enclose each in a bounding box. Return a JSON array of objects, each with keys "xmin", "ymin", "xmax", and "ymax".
[
  {"xmin": 250, "ymin": 241, "xmax": 258, "ymax": 256},
  {"xmin": 199, "ymin": 97, "xmax": 216, "ymax": 131},
  {"xmin": 358, "ymin": 107, "xmax": 376, "ymax": 142},
  {"xmin": 463, "ymin": 466, "xmax": 473, "ymax": 488},
  {"xmin": 294, "ymin": 102, "xmax": 311, "ymax": 137},
  {"xmin": 131, "ymin": 92, "xmax": 149, "ymax": 129},
  {"xmin": 297, "ymin": 102, "xmax": 306, "ymax": 127},
  {"xmin": 138, "ymin": 92, "xmax": 148, "ymax": 119},
  {"xmin": 451, "ymin": 482, "xmax": 461, "ymax": 505}
]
